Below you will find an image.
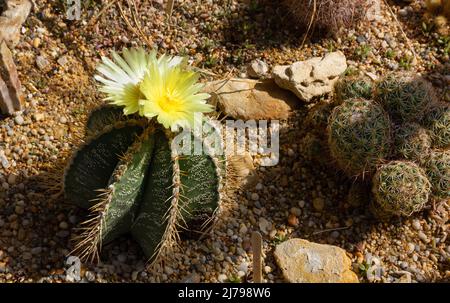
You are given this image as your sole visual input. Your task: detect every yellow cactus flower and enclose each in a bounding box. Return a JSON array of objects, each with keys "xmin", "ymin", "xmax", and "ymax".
[{"xmin": 139, "ymin": 54, "xmax": 212, "ymax": 131}]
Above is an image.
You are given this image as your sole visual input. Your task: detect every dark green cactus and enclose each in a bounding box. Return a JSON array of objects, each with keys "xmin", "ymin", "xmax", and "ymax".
[
  {"xmin": 394, "ymin": 123, "xmax": 431, "ymax": 163},
  {"xmin": 375, "ymin": 75, "xmax": 435, "ymax": 122},
  {"xmin": 65, "ymin": 107, "xmax": 225, "ymax": 263},
  {"xmin": 371, "ymin": 161, "xmax": 431, "ymax": 217},
  {"xmin": 334, "ymin": 76, "xmax": 373, "ymax": 104},
  {"xmin": 421, "ymin": 104, "xmax": 450, "ymax": 149},
  {"xmin": 424, "ymin": 150, "xmax": 450, "ymax": 200},
  {"xmin": 328, "ymin": 98, "xmax": 391, "ymax": 177},
  {"xmin": 85, "ymin": 105, "xmax": 129, "ymax": 136}
]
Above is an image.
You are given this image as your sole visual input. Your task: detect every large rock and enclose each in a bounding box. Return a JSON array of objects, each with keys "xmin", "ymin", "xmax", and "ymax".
[
  {"xmin": 274, "ymin": 239, "xmax": 359, "ymax": 283},
  {"xmin": 202, "ymin": 78, "xmax": 299, "ymax": 120},
  {"xmin": 0, "ymin": 0, "xmax": 32, "ymax": 48},
  {"xmin": 273, "ymin": 51, "xmax": 347, "ymax": 103},
  {"xmin": 0, "ymin": 41, "xmax": 23, "ymax": 115}
]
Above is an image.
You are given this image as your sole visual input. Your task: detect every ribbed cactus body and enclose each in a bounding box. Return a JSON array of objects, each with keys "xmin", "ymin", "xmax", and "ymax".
[
  {"xmin": 65, "ymin": 107, "xmax": 225, "ymax": 262},
  {"xmin": 85, "ymin": 105, "xmax": 129, "ymax": 136},
  {"xmin": 64, "ymin": 121, "xmax": 143, "ymax": 209},
  {"xmin": 102, "ymin": 130, "xmax": 155, "ymax": 244}
]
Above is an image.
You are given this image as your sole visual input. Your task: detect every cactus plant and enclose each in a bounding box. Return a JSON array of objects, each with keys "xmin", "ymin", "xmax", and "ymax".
[
  {"xmin": 372, "ymin": 161, "xmax": 431, "ymax": 216},
  {"xmin": 334, "ymin": 76, "xmax": 373, "ymax": 104},
  {"xmin": 424, "ymin": 150, "xmax": 450, "ymax": 200},
  {"xmin": 85, "ymin": 104, "xmax": 130, "ymax": 136},
  {"xmin": 66, "ymin": 110, "xmax": 226, "ymax": 262},
  {"xmin": 394, "ymin": 123, "xmax": 431, "ymax": 163},
  {"xmin": 64, "ymin": 48, "xmax": 227, "ymax": 264},
  {"xmin": 375, "ymin": 75, "xmax": 436, "ymax": 122},
  {"xmin": 328, "ymin": 98, "xmax": 391, "ymax": 177},
  {"xmin": 422, "ymin": 104, "xmax": 450, "ymax": 149},
  {"xmin": 282, "ymin": 0, "xmax": 370, "ymax": 35}
]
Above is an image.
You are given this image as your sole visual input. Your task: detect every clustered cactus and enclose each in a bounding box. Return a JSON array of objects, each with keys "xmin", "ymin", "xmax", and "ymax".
[
  {"xmin": 372, "ymin": 161, "xmax": 431, "ymax": 217},
  {"xmin": 282, "ymin": 0, "xmax": 371, "ymax": 35},
  {"xmin": 328, "ymin": 98, "xmax": 391, "ymax": 176},
  {"xmin": 334, "ymin": 76, "xmax": 373, "ymax": 104},
  {"xmin": 422, "ymin": 104, "xmax": 450, "ymax": 149},
  {"xmin": 375, "ymin": 75, "xmax": 434, "ymax": 122},
  {"xmin": 394, "ymin": 123, "xmax": 431, "ymax": 164},
  {"xmin": 64, "ymin": 106, "xmax": 227, "ymax": 263},
  {"xmin": 425, "ymin": 150, "xmax": 450, "ymax": 199},
  {"xmin": 301, "ymin": 72, "xmax": 449, "ymax": 219}
]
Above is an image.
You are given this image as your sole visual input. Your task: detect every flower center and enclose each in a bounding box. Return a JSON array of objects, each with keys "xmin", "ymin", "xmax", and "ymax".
[{"xmin": 158, "ymin": 93, "xmax": 182, "ymax": 113}]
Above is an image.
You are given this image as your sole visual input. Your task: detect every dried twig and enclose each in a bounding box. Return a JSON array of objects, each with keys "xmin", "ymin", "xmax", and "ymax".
[
  {"xmin": 117, "ymin": 1, "xmax": 153, "ymax": 48},
  {"xmin": 251, "ymin": 231, "xmax": 263, "ymax": 283},
  {"xmin": 166, "ymin": 0, "xmax": 175, "ymax": 17},
  {"xmin": 88, "ymin": 0, "xmax": 120, "ymax": 26},
  {"xmin": 383, "ymin": 0, "xmax": 418, "ymax": 65},
  {"xmin": 312, "ymin": 226, "xmax": 350, "ymax": 236},
  {"xmin": 300, "ymin": 0, "xmax": 317, "ymax": 49}
]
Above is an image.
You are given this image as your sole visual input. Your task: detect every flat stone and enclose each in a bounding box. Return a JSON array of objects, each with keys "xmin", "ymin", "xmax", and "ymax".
[
  {"xmin": 36, "ymin": 55, "xmax": 50, "ymax": 70},
  {"xmin": 203, "ymin": 78, "xmax": 299, "ymax": 120},
  {"xmin": 273, "ymin": 51, "xmax": 347, "ymax": 103},
  {"xmin": 0, "ymin": 41, "xmax": 23, "ymax": 115},
  {"xmin": 274, "ymin": 238, "xmax": 359, "ymax": 283},
  {"xmin": 0, "ymin": 0, "xmax": 32, "ymax": 48}
]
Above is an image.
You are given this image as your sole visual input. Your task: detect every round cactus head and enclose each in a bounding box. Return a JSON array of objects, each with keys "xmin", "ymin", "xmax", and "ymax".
[
  {"xmin": 375, "ymin": 75, "xmax": 436, "ymax": 122},
  {"xmin": 334, "ymin": 76, "xmax": 373, "ymax": 104},
  {"xmin": 422, "ymin": 103, "xmax": 450, "ymax": 149},
  {"xmin": 328, "ymin": 98, "xmax": 392, "ymax": 177},
  {"xmin": 372, "ymin": 161, "xmax": 431, "ymax": 217},
  {"xmin": 424, "ymin": 150, "xmax": 450, "ymax": 200},
  {"xmin": 394, "ymin": 123, "xmax": 431, "ymax": 163}
]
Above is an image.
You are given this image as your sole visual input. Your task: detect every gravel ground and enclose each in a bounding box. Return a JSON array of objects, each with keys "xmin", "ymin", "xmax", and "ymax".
[{"xmin": 0, "ymin": 0, "xmax": 449, "ymax": 282}]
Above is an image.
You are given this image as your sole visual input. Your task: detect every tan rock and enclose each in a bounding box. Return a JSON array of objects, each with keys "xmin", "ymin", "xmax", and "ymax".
[
  {"xmin": 203, "ymin": 78, "xmax": 299, "ymax": 120},
  {"xmin": 0, "ymin": 0, "xmax": 32, "ymax": 48},
  {"xmin": 274, "ymin": 239, "xmax": 359, "ymax": 283},
  {"xmin": 273, "ymin": 51, "xmax": 347, "ymax": 103},
  {"xmin": 0, "ymin": 41, "xmax": 23, "ymax": 115}
]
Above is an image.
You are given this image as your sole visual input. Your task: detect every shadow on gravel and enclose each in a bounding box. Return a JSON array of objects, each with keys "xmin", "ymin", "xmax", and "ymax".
[{"xmin": 221, "ymin": 0, "xmax": 320, "ymax": 56}]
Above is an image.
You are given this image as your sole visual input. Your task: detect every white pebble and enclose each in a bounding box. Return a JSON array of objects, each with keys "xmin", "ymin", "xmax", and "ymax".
[{"xmin": 218, "ymin": 274, "xmax": 228, "ymax": 283}]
